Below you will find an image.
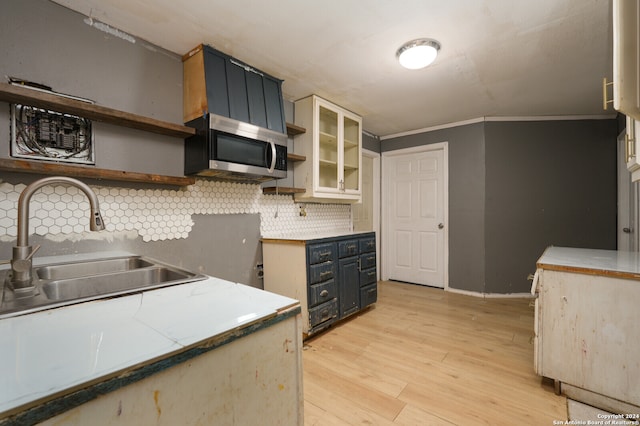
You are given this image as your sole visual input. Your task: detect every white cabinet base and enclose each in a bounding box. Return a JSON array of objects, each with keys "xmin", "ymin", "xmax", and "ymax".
[
  {"xmin": 562, "ymin": 383, "xmax": 640, "ymax": 416},
  {"xmin": 38, "ymin": 315, "xmax": 304, "ymax": 426},
  {"xmin": 535, "ymin": 268, "xmax": 640, "ymax": 412}
]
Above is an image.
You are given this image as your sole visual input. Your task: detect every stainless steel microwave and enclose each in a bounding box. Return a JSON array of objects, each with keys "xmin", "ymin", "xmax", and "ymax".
[{"xmin": 184, "ymin": 114, "xmax": 287, "ymax": 181}]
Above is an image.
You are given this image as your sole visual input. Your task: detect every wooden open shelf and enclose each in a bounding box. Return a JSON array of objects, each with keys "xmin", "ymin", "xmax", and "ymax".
[
  {"xmin": 262, "ymin": 186, "xmax": 305, "ymax": 195},
  {"xmin": 0, "ymin": 158, "xmax": 195, "ymax": 187},
  {"xmin": 0, "ymin": 83, "xmax": 309, "ymax": 187},
  {"xmin": 287, "ymin": 153, "xmax": 306, "ymax": 162},
  {"xmin": 0, "ymin": 83, "xmax": 195, "ymax": 138},
  {"xmin": 286, "ymin": 122, "xmax": 306, "ymax": 137}
]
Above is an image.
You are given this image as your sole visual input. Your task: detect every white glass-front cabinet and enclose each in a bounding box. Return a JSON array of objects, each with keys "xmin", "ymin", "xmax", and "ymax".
[
  {"xmin": 294, "ymin": 95, "xmax": 362, "ymax": 203},
  {"xmin": 610, "ymin": 0, "xmax": 640, "ymax": 121},
  {"xmin": 611, "ymin": 0, "xmax": 640, "ymax": 180}
]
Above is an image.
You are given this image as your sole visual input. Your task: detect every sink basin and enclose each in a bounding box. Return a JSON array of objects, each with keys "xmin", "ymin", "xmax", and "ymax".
[
  {"xmin": 36, "ymin": 257, "xmax": 154, "ymax": 280},
  {"xmin": 42, "ymin": 267, "xmax": 192, "ymax": 300},
  {"xmin": 0, "ymin": 255, "xmax": 206, "ymax": 319}
]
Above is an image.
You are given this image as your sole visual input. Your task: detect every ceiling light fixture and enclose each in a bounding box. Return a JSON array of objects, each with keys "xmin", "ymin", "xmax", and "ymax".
[{"xmin": 396, "ymin": 38, "xmax": 441, "ymax": 70}]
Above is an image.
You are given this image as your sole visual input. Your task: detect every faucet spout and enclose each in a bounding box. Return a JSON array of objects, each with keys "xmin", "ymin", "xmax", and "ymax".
[{"xmin": 10, "ymin": 176, "xmax": 105, "ymax": 290}]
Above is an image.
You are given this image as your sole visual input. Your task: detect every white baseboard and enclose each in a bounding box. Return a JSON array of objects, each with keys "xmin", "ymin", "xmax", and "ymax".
[{"xmin": 447, "ymin": 287, "xmax": 535, "ymax": 299}]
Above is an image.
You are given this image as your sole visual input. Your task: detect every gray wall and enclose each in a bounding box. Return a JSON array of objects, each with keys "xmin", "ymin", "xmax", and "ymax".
[
  {"xmin": 484, "ymin": 120, "xmax": 617, "ymax": 293},
  {"xmin": 0, "ymin": 0, "xmax": 263, "ymax": 287},
  {"xmin": 363, "ymin": 132, "xmax": 381, "ymax": 153},
  {"xmin": 381, "ymin": 122, "xmax": 486, "ymax": 292},
  {"xmin": 382, "ymin": 119, "xmax": 617, "ymax": 294},
  {"xmin": 0, "ymin": 0, "xmax": 184, "ymax": 177}
]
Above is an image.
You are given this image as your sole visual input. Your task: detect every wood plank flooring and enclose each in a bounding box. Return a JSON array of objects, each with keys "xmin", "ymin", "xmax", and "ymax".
[{"xmin": 302, "ymin": 281, "xmax": 567, "ymax": 425}]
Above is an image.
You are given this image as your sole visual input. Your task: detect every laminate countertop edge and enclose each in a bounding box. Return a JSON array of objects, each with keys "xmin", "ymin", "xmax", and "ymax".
[
  {"xmin": 261, "ymin": 231, "xmax": 375, "ymax": 244},
  {"xmin": 536, "ymin": 246, "xmax": 640, "ymax": 281}
]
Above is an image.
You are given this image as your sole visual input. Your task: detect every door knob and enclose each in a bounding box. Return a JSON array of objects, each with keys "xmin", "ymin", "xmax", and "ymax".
[
  {"xmin": 438, "ymin": 223, "xmax": 444, "ymax": 229},
  {"xmin": 623, "ymin": 227, "xmax": 633, "ymax": 233}
]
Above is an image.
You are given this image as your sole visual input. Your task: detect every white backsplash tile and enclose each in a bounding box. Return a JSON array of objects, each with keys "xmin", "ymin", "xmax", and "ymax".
[{"xmin": 0, "ymin": 179, "xmax": 351, "ymax": 242}]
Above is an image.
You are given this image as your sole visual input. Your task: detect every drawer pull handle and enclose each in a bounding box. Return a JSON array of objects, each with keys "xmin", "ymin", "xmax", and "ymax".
[
  {"xmin": 368, "ymin": 271, "xmax": 375, "ymax": 277},
  {"xmin": 367, "ymin": 256, "xmax": 375, "ymax": 262},
  {"xmin": 320, "ymin": 290, "xmax": 329, "ymax": 297},
  {"xmin": 347, "ymin": 244, "xmax": 356, "ymax": 250},
  {"xmin": 321, "ymin": 309, "xmax": 330, "ymax": 319},
  {"xmin": 320, "ymin": 271, "xmax": 332, "ymax": 278},
  {"xmin": 319, "ymin": 251, "xmax": 332, "ymax": 257}
]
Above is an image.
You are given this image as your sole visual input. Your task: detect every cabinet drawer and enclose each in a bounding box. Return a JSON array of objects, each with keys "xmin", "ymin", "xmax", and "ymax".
[
  {"xmin": 338, "ymin": 239, "xmax": 359, "ymax": 258},
  {"xmin": 309, "ymin": 262, "xmax": 334, "ymax": 285},
  {"xmin": 309, "ymin": 279, "xmax": 337, "ymax": 307},
  {"xmin": 308, "ymin": 243, "xmax": 335, "ymax": 264},
  {"xmin": 360, "ymin": 253, "xmax": 376, "ymax": 270},
  {"xmin": 359, "ymin": 236, "xmax": 376, "ymax": 253},
  {"xmin": 359, "ymin": 267, "xmax": 377, "ymax": 287},
  {"xmin": 309, "ymin": 298, "xmax": 339, "ymax": 327},
  {"xmin": 360, "ymin": 284, "xmax": 377, "ymax": 308}
]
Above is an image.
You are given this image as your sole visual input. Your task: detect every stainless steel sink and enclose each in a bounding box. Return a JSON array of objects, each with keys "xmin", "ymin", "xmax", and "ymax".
[
  {"xmin": 42, "ymin": 267, "xmax": 192, "ymax": 300},
  {"xmin": 36, "ymin": 257, "xmax": 155, "ymax": 280},
  {"xmin": 0, "ymin": 256, "xmax": 206, "ymax": 319}
]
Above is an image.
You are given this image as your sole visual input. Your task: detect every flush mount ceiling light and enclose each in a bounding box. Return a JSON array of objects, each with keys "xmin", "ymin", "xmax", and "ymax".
[{"xmin": 396, "ymin": 38, "xmax": 441, "ymax": 70}]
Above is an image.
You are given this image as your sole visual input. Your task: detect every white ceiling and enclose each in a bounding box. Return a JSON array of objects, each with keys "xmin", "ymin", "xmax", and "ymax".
[{"xmin": 51, "ymin": 0, "xmax": 614, "ymax": 138}]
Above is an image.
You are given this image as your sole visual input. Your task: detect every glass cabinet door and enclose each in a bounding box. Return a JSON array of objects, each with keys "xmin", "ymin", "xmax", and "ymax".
[
  {"xmin": 342, "ymin": 115, "xmax": 360, "ymax": 192},
  {"xmin": 318, "ymin": 105, "xmax": 339, "ymax": 190}
]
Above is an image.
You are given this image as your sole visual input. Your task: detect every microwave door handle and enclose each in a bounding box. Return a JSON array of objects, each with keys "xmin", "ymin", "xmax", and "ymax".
[{"xmin": 268, "ymin": 140, "xmax": 276, "ymax": 174}]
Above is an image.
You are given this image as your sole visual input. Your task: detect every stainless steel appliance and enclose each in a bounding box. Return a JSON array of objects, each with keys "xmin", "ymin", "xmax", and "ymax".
[{"xmin": 184, "ymin": 113, "xmax": 287, "ymax": 182}]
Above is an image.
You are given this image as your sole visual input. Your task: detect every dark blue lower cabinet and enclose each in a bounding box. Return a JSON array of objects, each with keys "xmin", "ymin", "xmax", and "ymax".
[
  {"xmin": 305, "ymin": 232, "xmax": 377, "ymax": 336},
  {"xmin": 360, "ymin": 284, "xmax": 378, "ymax": 308},
  {"xmin": 309, "ymin": 298, "xmax": 339, "ymax": 330},
  {"xmin": 338, "ymin": 256, "xmax": 360, "ymax": 318}
]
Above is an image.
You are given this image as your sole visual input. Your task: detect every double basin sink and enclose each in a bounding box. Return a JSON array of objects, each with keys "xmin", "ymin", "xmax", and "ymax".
[{"xmin": 0, "ymin": 255, "xmax": 206, "ymax": 319}]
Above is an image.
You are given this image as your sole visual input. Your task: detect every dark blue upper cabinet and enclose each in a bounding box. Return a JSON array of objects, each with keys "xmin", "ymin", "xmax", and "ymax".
[
  {"xmin": 201, "ymin": 48, "xmax": 230, "ymax": 118},
  {"xmin": 263, "ymin": 78, "xmax": 285, "ymax": 134},
  {"xmin": 183, "ymin": 44, "xmax": 286, "ymax": 134},
  {"xmin": 245, "ymin": 71, "xmax": 268, "ymax": 129},
  {"xmin": 225, "ymin": 59, "xmax": 250, "ymax": 124}
]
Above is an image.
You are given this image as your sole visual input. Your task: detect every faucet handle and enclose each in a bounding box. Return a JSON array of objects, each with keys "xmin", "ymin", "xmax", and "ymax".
[
  {"xmin": 24, "ymin": 244, "xmax": 41, "ymax": 261},
  {"xmin": 0, "ymin": 246, "xmax": 40, "ymax": 266},
  {"xmin": 11, "ymin": 245, "xmax": 40, "ymax": 271},
  {"xmin": 11, "ymin": 245, "xmax": 41, "ymax": 271}
]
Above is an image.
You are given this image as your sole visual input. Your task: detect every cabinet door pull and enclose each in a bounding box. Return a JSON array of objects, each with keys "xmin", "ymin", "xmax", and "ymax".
[
  {"xmin": 320, "ymin": 309, "xmax": 330, "ymax": 320},
  {"xmin": 627, "ymin": 118, "xmax": 636, "ymax": 163},
  {"xmin": 320, "ymin": 290, "xmax": 329, "ymax": 297},
  {"xmin": 319, "ymin": 251, "xmax": 332, "ymax": 258},
  {"xmin": 603, "ymin": 77, "xmax": 614, "ymax": 110}
]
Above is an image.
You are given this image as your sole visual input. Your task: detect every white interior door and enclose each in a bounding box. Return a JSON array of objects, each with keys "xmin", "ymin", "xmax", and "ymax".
[{"xmin": 383, "ymin": 144, "xmax": 447, "ymax": 288}]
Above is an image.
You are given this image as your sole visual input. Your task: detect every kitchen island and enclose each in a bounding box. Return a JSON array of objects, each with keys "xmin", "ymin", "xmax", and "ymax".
[
  {"xmin": 533, "ymin": 246, "xmax": 640, "ymax": 414},
  {"xmin": 0, "ymin": 252, "xmax": 303, "ymax": 425},
  {"xmin": 262, "ymin": 231, "xmax": 377, "ymax": 338}
]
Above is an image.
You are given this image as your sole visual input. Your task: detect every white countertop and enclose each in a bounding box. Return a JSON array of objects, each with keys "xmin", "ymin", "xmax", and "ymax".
[
  {"xmin": 537, "ymin": 246, "xmax": 640, "ymax": 278},
  {"xmin": 0, "ymin": 252, "xmax": 298, "ymax": 417},
  {"xmin": 262, "ymin": 230, "xmax": 374, "ymax": 242}
]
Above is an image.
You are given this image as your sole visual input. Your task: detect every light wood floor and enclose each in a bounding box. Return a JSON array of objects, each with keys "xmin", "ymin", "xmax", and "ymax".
[{"xmin": 302, "ymin": 281, "xmax": 567, "ymax": 425}]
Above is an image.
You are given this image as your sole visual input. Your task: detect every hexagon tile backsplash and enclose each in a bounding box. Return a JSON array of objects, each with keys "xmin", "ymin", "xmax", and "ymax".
[{"xmin": 0, "ymin": 179, "xmax": 351, "ymax": 242}]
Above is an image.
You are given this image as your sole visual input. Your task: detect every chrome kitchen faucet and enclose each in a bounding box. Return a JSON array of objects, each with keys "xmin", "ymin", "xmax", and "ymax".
[{"xmin": 8, "ymin": 176, "xmax": 105, "ymax": 294}]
